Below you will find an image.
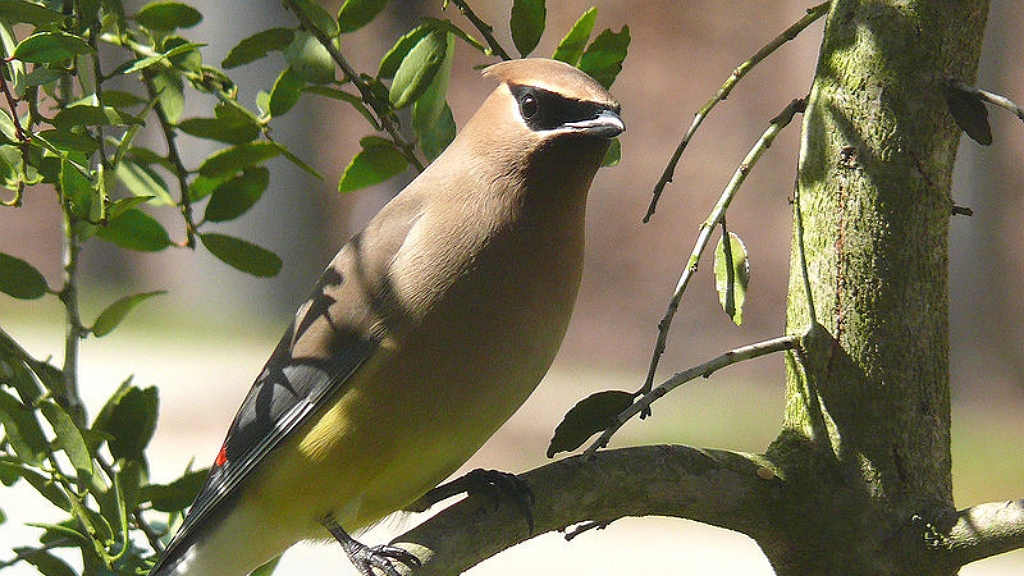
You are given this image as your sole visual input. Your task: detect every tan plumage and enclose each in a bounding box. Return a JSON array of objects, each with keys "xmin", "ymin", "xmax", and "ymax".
[{"xmin": 150, "ymin": 58, "xmax": 623, "ymax": 576}]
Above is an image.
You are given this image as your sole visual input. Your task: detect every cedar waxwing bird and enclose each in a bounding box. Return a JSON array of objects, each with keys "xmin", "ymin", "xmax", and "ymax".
[{"xmin": 149, "ymin": 57, "xmax": 623, "ymax": 576}]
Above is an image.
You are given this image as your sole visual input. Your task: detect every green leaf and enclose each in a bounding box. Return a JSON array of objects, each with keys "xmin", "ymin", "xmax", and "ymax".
[
  {"xmin": 269, "ymin": 67, "xmax": 305, "ymax": 117},
  {"xmin": 12, "ymin": 32, "xmax": 95, "ymax": 64},
  {"xmin": 0, "ymin": 252, "xmax": 48, "ymax": 299},
  {"xmin": 378, "ymin": 25, "xmax": 431, "ymax": 79},
  {"xmin": 389, "ymin": 30, "xmax": 447, "ymax": 109},
  {"xmin": 552, "ymin": 7, "xmax": 596, "ymax": 65},
  {"xmin": 511, "ymin": 0, "xmax": 545, "ymax": 57},
  {"xmin": 0, "ymin": 0, "xmax": 66, "ymax": 25},
  {"xmin": 94, "ymin": 208, "xmax": 172, "ymax": 252},
  {"xmin": 283, "ymin": 30, "xmax": 334, "ymax": 85},
  {"xmin": 35, "ymin": 129, "xmax": 100, "ymax": 155},
  {"xmin": 140, "ymin": 468, "xmax": 207, "ymax": 512},
  {"xmin": 714, "ymin": 231, "xmax": 750, "ymax": 326},
  {"xmin": 152, "ymin": 71, "xmax": 185, "ymax": 124},
  {"xmin": 135, "ymin": 1, "xmax": 202, "ymax": 30},
  {"xmin": 106, "ymin": 195, "xmax": 152, "ymax": 220},
  {"xmin": 53, "ymin": 105, "xmax": 139, "ymax": 129},
  {"xmin": 338, "ymin": 137, "xmax": 409, "ymax": 193},
  {"xmin": 60, "ymin": 156, "xmax": 93, "ymax": 219},
  {"xmin": 39, "ymin": 401, "xmax": 93, "ymax": 479},
  {"xmin": 198, "ymin": 141, "xmax": 281, "ymax": 178},
  {"xmin": 205, "ymin": 167, "xmax": 269, "ymax": 222},
  {"xmin": 417, "ymin": 102, "xmax": 455, "ymax": 162},
  {"xmin": 412, "ymin": 31, "xmax": 455, "ymax": 161},
  {"xmin": 578, "ymin": 26, "xmax": 630, "ymax": 89},
  {"xmin": 0, "ymin": 389, "xmax": 48, "ymax": 465},
  {"xmin": 201, "ymin": 233, "xmax": 282, "ymax": 277},
  {"xmin": 18, "ymin": 549, "xmax": 77, "ymax": 576},
  {"xmin": 223, "ymin": 27, "xmax": 294, "ymax": 69},
  {"xmin": 945, "ymin": 83, "xmax": 992, "ymax": 146},
  {"xmin": 178, "ymin": 115, "xmax": 261, "ymax": 145},
  {"xmin": 304, "ymin": 85, "xmax": 378, "ymax": 127},
  {"xmin": 547, "ymin": 390, "xmax": 634, "ymax": 457},
  {"xmin": 601, "ymin": 137, "xmax": 620, "ymax": 167},
  {"xmin": 93, "ymin": 384, "xmax": 159, "ymax": 463},
  {"xmin": 290, "ymin": 0, "xmax": 339, "ymax": 37},
  {"xmin": 337, "ymin": 0, "xmax": 387, "ymax": 33},
  {"xmin": 0, "ymin": 459, "xmax": 71, "ymax": 510},
  {"xmin": 92, "ymin": 291, "xmax": 166, "ymax": 337},
  {"xmin": 102, "ymin": 90, "xmax": 148, "ymax": 109},
  {"xmin": 115, "ymin": 159, "xmax": 174, "ymax": 205},
  {"xmin": 411, "ymin": 32, "xmax": 454, "ymax": 133}
]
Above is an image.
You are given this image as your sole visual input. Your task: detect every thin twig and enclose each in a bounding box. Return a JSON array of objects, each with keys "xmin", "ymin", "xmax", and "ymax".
[
  {"xmin": 948, "ymin": 78, "xmax": 1024, "ymax": 123},
  {"xmin": 643, "ymin": 2, "xmax": 829, "ymax": 222},
  {"xmin": 283, "ymin": 0, "xmax": 425, "ymax": 172},
  {"xmin": 585, "ymin": 335, "xmax": 801, "ymax": 456},
  {"xmin": 448, "ymin": 0, "xmax": 512, "ymax": 60},
  {"xmin": 638, "ymin": 98, "xmax": 807, "ymax": 402},
  {"xmin": 0, "ymin": 58, "xmax": 27, "ymax": 142},
  {"xmin": 140, "ymin": 71, "xmax": 198, "ymax": 248}
]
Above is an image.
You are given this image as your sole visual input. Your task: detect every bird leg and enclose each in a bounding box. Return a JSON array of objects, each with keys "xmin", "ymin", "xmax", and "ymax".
[
  {"xmin": 321, "ymin": 517, "xmax": 421, "ymax": 576},
  {"xmin": 406, "ymin": 468, "xmax": 535, "ymax": 533}
]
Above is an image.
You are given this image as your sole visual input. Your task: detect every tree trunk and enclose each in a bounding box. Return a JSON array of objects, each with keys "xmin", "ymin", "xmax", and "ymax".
[{"xmin": 768, "ymin": 0, "xmax": 989, "ymax": 573}]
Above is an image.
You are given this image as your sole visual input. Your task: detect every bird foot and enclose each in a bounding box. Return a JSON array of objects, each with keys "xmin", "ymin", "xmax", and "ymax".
[
  {"xmin": 408, "ymin": 468, "xmax": 535, "ymax": 533},
  {"xmin": 323, "ymin": 518, "xmax": 421, "ymax": 576}
]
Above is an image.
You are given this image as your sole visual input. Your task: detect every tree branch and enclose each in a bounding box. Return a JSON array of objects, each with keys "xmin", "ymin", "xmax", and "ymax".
[
  {"xmin": 945, "ymin": 500, "xmax": 1024, "ymax": 568},
  {"xmin": 643, "ymin": 1, "xmax": 829, "ymax": 222},
  {"xmin": 587, "ymin": 334, "xmax": 801, "ymax": 455},
  {"xmin": 638, "ymin": 98, "xmax": 806, "ymax": 400},
  {"xmin": 392, "ymin": 445, "xmax": 777, "ymax": 575}
]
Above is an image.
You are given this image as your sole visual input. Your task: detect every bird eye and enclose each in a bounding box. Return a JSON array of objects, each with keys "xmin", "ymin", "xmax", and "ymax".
[{"xmin": 520, "ymin": 93, "xmax": 539, "ymax": 120}]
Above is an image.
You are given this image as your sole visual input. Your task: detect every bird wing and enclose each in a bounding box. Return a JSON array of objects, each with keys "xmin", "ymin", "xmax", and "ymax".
[{"xmin": 152, "ymin": 197, "xmax": 423, "ymax": 573}]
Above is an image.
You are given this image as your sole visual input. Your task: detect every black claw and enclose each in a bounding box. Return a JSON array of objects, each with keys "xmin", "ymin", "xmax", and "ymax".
[
  {"xmin": 461, "ymin": 469, "xmax": 535, "ymax": 533},
  {"xmin": 323, "ymin": 518, "xmax": 421, "ymax": 576}
]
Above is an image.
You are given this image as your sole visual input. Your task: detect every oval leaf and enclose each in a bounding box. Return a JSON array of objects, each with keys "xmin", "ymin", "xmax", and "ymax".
[
  {"xmin": 92, "ymin": 291, "xmax": 166, "ymax": 337},
  {"xmin": 204, "ymin": 167, "xmax": 269, "ymax": 222},
  {"xmin": 93, "ymin": 385, "xmax": 159, "ymax": 462},
  {"xmin": 201, "ymin": 233, "xmax": 282, "ymax": 277},
  {"xmin": 511, "ymin": 0, "xmax": 546, "ymax": 57},
  {"xmin": 945, "ymin": 84, "xmax": 992, "ymax": 146},
  {"xmin": 269, "ymin": 67, "xmax": 305, "ymax": 117},
  {"xmin": 0, "ymin": 389, "xmax": 49, "ymax": 465},
  {"xmin": 94, "ymin": 208, "xmax": 172, "ymax": 252},
  {"xmin": 13, "ymin": 32, "xmax": 94, "ymax": 63},
  {"xmin": 552, "ymin": 7, "xmax": 597, "ymax": 65},
  {"xmin": 547, "ymin": 390, "xmax": 634, "ymax": 457},
  {"xmin": 140, "ymin": 469, "xmax": 207, "ymax": 512},
  {"xmin": 223, "ymin": 27, "xmax": 294, "ymax": 69},
  {"xmin": 578, "ymin": 26, "xmax": 630, "ymax": 89},
  {"xmin": 198, "ymin": 141, "xmax": 281, "ymax": 178},
  {"xmin": 283, "ymin": 30, "xmax": 334, "ymax": 85},
  {"xmin": 714, "ymin": 231, "xmax": 750, "ymax": 326},
  {"xmin": 39, "ymin": 400, "xmax": 93, "ymax": 479},
  {"xmin": 0, "ymin": 252, "xmax": 48, "ymax": 299},
  {"xmin": 177, "ymin": 115, "xmax": 261, "ymax": 145},
  {"xmin": 389, "ymin": 30, "xmax": 447, "ymax": 109},
  {"xmin": 378, "ymin": 25, "xmax": 431, "ymax": 79},
  {"xmin": 135, "ymin": 1, "xmax": 202, "ymax": 30},
  {"xmin": 337, "ymin": 0, "xmax": 388, "ymax": 33},
  {"xmin": 338, "ymin": 138, "xmax": 409, "ymax": 193}
]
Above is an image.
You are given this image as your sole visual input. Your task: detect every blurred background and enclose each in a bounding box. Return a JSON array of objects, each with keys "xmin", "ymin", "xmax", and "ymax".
[{"xmin": 2, "ymin": 0, "xmax": 1023, "ymax": 573}]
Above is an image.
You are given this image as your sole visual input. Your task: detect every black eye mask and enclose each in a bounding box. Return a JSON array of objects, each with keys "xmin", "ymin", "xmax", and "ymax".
[{"xmin": 509, "ymin": 84, "xmax": 610, "ymax": 132}]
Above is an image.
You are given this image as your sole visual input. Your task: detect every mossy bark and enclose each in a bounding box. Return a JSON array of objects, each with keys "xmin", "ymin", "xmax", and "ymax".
[{"xmin": 766, "ymin": 0, "xmax": 990, "ymax": 573}]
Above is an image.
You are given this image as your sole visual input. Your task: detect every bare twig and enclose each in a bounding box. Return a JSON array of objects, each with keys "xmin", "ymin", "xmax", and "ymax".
[
  {"xmin": 586, "ymin": 334, "xmax": 801, "ymax": 456},
  {"xmin": 643, "ymin": 2, "xmax": 829, "ymax": 222},
  {"xmin": 448, "ymin": 0, "xmax": 512, "ymax": 61},
  {"xmin": 638, "ymin": 98, "xmax": 806, "ymax": 401},
  {"xmin": 948, "ymin": 78, "xmax": 1024, "ymax": 123},
  {"xmin": 283, "ymin": 0, "xmax": 425, "ymax": 172},
  {"xmin": 945, "ymin": 500, "xmax": 1024, "ymax": 568},
  {"xmin": 140, "ymin": 71, "xmax": 198, "ymax": 249}
]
